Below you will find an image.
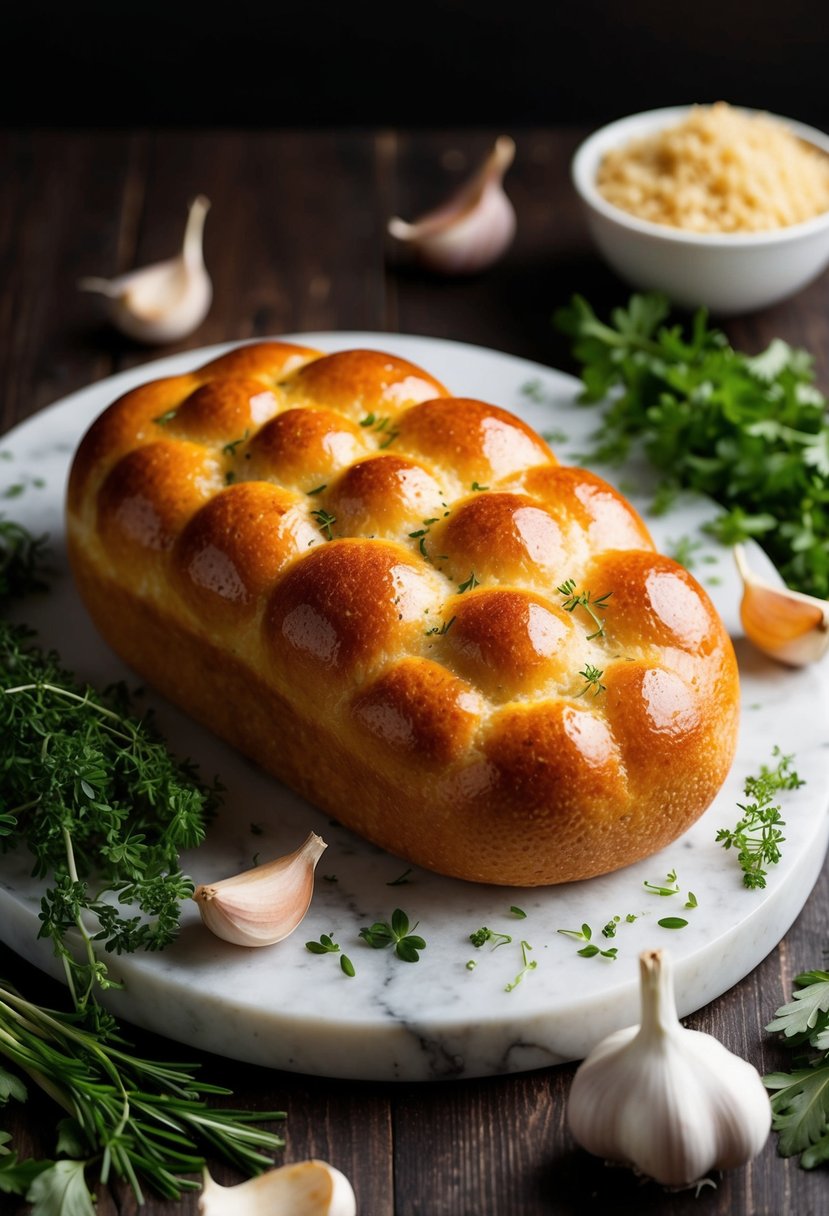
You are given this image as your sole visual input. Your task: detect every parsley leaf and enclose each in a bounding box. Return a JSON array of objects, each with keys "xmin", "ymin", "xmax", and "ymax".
[
  {"xmin": 764, "ymin": 969, "xmax": 829, "ymax": 1168},
  {"xmin": 359, "ymin": 908, "xmax": 426, "ymax": 962}
]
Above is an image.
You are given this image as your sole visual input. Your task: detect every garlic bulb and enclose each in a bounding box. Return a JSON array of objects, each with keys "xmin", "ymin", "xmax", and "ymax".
[
  {"xmin": 199, "ymin": 1159, "xmax": 356, "ymax": 1216},
  {"xmin": 193, "ymin": 831, "xmax": 327, "ymax": 947},
  {"xmin": 567, "ymin": 949, "xmax": 771, "ymax": 1187},
  {"xmin": 78, "ymin": 194, "xmax": 212, "ymax": 344},
  {"xmin": 734, "ymin": 543, "xmax": 829, "ymax": 667},
  {"xmin": 387, "ymin": 136, "xmax": 517, "ymax": 275}
]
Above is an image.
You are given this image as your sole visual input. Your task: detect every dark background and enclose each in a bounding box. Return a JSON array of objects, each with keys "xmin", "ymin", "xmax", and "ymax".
[{"xmin": 4, "ymin": 0, "xmax": 829, "ymax": 131}]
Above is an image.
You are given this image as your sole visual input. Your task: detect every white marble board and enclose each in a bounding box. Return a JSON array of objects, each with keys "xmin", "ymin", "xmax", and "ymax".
[{"xmin": 1, "ymin": 332, "xmax": 827, "ymax": 1082}]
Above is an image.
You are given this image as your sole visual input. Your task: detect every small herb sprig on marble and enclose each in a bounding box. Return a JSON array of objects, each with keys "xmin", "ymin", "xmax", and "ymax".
[{"xmin": 717, "ymin": 747, "xmax": 804, "ymax": 889}]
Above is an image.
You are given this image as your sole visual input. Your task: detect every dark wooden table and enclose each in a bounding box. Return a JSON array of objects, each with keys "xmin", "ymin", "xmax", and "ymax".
[{"xmin": 2, "ymin": 126, "xmax": 828, "ymax": 1216}]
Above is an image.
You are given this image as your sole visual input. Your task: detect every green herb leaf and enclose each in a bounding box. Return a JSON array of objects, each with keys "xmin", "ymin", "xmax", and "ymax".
[
  {"xmin": 644, "ymin": 869, "xmax": 680, "ymax": 896},
  {"xmin": 359, "ymin": 908, "xmax": 426, "ymax": 962},
  {"xmin": 766, "ymin": 971, "xmax": 829, "ymax": 1040},
  {"xmin": 577, "ymin": 944, "xmax": 618, "ymax": 959},
  {"xmin": 657, "ymin": 917, "xmax": 688, "ymax": 930},
  {"xmin": 310, "ymin": 508, "xmax": 336, "ymax": 540},
  {"xmin": 24, "ymin": 1158, "xmax": 97, "ymax": 1216}
]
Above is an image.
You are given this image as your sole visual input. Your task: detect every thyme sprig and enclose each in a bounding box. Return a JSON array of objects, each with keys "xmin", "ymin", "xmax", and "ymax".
[
  {"xmin": 1, "ymin": 622, "xmax": 221, "ymax": 1018},
  {"xmin": 575, "ymin": 664, "xmax": 606, "ymax": 697},
  {"xmin": 556, "ymin": 579, "xmax": 611, "ymax": 640},
  {"xmin": 716, "ymin": 747, "xmax": 804, "ymax": 888}
]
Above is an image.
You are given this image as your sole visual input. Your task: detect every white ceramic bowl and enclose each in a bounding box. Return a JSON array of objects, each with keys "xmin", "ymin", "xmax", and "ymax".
[{"xmin": 571, "ymin": 104, "xmax": 829, "ymax": 315}]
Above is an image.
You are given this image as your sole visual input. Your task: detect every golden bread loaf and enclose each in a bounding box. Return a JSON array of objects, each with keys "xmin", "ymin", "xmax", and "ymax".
[{"xmin": 66, "ymin": 340, "xmax": 740, "ymax": 886}]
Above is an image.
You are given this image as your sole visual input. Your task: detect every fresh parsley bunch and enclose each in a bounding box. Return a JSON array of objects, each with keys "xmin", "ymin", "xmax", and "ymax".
[{"xmin": 555, "ymin": 293, "xmax": 829, "ymax": 599}]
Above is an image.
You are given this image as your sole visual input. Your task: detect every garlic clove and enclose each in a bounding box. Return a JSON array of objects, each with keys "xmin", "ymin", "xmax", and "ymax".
[
  {"xmin": 199, "ymin": 1159, "xmax": 356, "ymax": 1216},
  {"xmin": 78, "ymin": 194, "xmax": 213, "ymax": 345},
  {"xmin": 193, "ymin": 831, "xmax": 327, "ymax": 947},
  {"xmin": 734, "ymin": 543, "xmax": 829, "ymax": 667},
  {"xmin": 387, "ymin": 135, "xmax": 517, "ymax": 275},
  {"xmin": 566, "ymin": 948, "xmax": 771, "ymax": 1188}
]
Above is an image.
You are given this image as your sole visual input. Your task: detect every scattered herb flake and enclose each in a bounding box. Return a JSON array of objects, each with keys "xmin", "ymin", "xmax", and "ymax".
[
  {"xmin": 469, "ymin": 926, "xmax": 513, "ymax": 950},
  {"xmin": 644, "ymin": 869, "xmax": 680, "ymax": 896},
  {"xmin": 505, "ymin": 940, "xmax": 537, "ymax": 991},
  {"xmin": 387, "ymin": 867, "xmax": 413, "ymax": 886},
  {"xmin": 457, "ymin": 571, "xmax": 480, "ymax": 594}
]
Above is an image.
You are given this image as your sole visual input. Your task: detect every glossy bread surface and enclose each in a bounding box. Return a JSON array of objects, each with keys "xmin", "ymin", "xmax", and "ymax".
[{"xmin": 66, "ymin": 341, "xmax": 740, "ymax": 885}]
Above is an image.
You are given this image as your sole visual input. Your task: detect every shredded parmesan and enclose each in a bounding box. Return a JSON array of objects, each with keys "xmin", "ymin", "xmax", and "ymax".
[{"xmin": 596, "ymin": 102, "xmax": 829, "ymax": 233}]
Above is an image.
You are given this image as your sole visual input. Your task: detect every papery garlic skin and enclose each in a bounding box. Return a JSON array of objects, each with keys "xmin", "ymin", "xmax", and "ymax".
[
  {"xmin": 199, "ymin": 1159, "xmax": 356, "ymax": 1216},
  {"xmin": 193, "ymin": 831, "xmax": 327, "ymax": 947},
  {"xmin": 567, "ymin": 949, "xmax": 771, "ymax": 1187},
  {"xmin": 388, "ymin": 136, "xmax": 516, "ymax": 275},
  {"xmin": 734, "ymin": 543, "xmax": 829, "ymax": 668},
  {"xmin": 79, "ymin": 195, "xmax": 212, "ymax": 344}
]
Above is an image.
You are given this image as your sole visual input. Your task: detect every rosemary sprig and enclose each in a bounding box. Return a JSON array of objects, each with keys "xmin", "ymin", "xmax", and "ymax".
[{"xmin": 0, "ymin": 981, "xmax": 285, "ymax": 1205}]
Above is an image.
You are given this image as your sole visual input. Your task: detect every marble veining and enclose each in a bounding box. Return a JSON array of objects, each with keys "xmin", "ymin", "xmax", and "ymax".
[{"xmin": 1, "ymin": 333, "xmax": 827, "ymax": 1081}]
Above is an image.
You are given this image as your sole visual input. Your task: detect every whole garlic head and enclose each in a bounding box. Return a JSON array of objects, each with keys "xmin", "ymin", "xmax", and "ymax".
[
  {"xmin": 566, "ymin": 949, "xmax": 771, "ymax": 1187},
  {"xmin": 78, "ymin": 194, "xmax": 212, "ymax": 344},
  {"xmin": 199, "ymin": 1159, "xmax": 356, "ymax": 1216},
  {"xmin": 387, "ymin": 136, "xmax": 517, "ymax": 275}
]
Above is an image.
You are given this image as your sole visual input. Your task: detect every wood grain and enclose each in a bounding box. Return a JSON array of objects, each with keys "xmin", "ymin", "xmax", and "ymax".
[{"xmin": 1, "ymin": 127, "xmax": 827, "ymax": 1215}]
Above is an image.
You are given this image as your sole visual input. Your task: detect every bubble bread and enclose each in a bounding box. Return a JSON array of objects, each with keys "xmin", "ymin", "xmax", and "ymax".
[{"xmin": 66, "ymin": 341, "xmax": 739, "ymax": 886}]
